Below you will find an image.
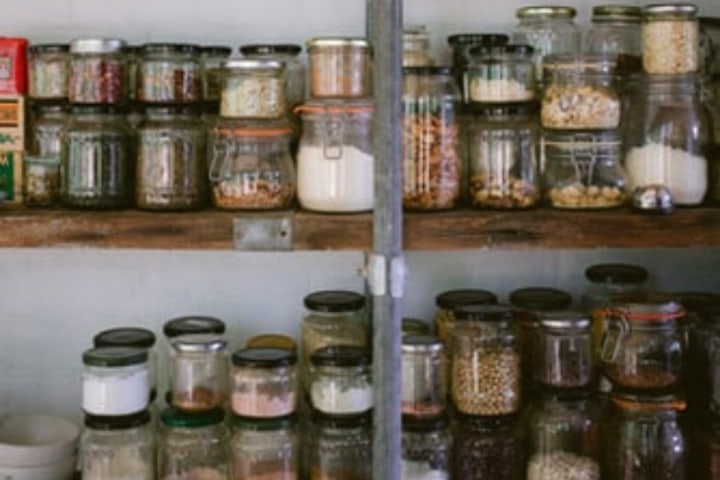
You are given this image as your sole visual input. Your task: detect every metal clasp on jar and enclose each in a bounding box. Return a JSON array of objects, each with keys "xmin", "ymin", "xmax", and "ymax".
[
  {"xmin": 600, "ymin": 307, "xmax": 630, "ymax": 363},
  {"xmin": 322, "ymin": 114, "xmax": 345, "ymax": 160}
]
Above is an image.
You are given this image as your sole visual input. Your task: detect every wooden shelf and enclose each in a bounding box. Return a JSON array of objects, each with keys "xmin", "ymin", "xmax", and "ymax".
[{"xmin": 0, "ymin": 207, "xmax": 717, "ymax": 251}]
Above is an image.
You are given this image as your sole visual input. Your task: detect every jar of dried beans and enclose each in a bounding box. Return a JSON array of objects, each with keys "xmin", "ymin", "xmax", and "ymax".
[
  {"xmin": 240, "ymin": 44, "xmax": 305, "ymax": 109},
  {"xmin": 401, "ymin": 335, "xmax": 446, "ymax": 418},
  {"xmin": 585, "ymin": 5, "xmax": 643, "ymax": 75},
  {"xmin": 137, "ymin": 43, "xmax": 201, "ymax": 104},
  {"xmin": 307, "ymin": 38, "xmax": 371, "ymax": 98},
  {"xmin": 220, "ymin": 59, "xmax": 286, "ymax": 119},
  {"xmin": 451, "ymin": 305, "xmax": 522, "ymax": 416},
  {"xmin": 447, "ymin": 34, "xmax": 509, "ymax": 97},
  {"xmin": 30, "ymin": 103, "xmax": 67, "ymax": 157},
  {"xmin": 465, "ymin": 44, "xmax": 536, "ymax": 103},
  {"xmin": 402, "ymin": 66, "xmax": 461, "ymax": 211},
  {"xmin": 402, "ymin": 416, "xmax": 449, "ymax": 479},
  {"xmin": 170, "ymin": 334, "xmax": 228, "ymax": 412},
  {"xmin": 82, "ymin": 347, "xmax": 150, "ymax": 416},
  {"xmin": 535, "ymin": 312, "xmax": 594, "ymax": 390},
  {"xmin": 231, "ymin": 348, "xmax": 297, "ymax": 419},
  {"xmin": 28, "ymin": 43, "xmax": 69, "ymax": 101},
  {"xmin": 403, "ymin": 26, "xmax": 434, "ymax": 67},
  {"xmin": 308, "ymin": 412, "xmax": 372, "ymax": 480},
  {"xmin": 231, "ymin": 416, "xmax": 298, "ymax": 480},
  {"xmin": 200, "ymin": 45, "xmax": 232, "ymax": 105},
  {"xmin": 310, "ymin": 346, "xmax": 373, "ymax": 416},
  {"xmin": 23, "ymin": 155, "xmax": 60, "ymax": 207},
  {"xmin": 69, "ymin": 38, "xmax": 126, "ymax": 105},
  {"xmin": 643, "ymin": 3, "xmax": 699, "ymax": 75}
]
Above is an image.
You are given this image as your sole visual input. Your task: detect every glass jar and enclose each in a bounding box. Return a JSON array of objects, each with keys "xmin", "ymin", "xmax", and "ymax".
[
  {"xmin": 126, "ymin": 45, "xmax": 139, "ymax": 104},
  {"xmin": 30, "ymin": 103, "xmax": 67, "ymax": 157},
  {"xmin": 451, "ymin": 414, "xmax": 525, "ymax": 480},
  {"xmin": 402, "ymin": 318, "xmax": 432, "ymax": 337},
  {"xmin": 403, "ymin": 26, "xmax": 434, "ymax": 67},
  {"xmin": 623, "ymin": 74, "xmax": 712, "ymax": 206},
  {"xmin": 28, "ymin": 43, "xmax": 69, "ymax": 100},
  {"xmin": 61, "ymin": 106, "xmax": 133, "ymax": 209},
  {"xmin": 307, "ymin": 38, "xmax": 371, "ymax": 98},
  {"xmin": 240, "ymin": 44, "xmax": 305, "ymax": 109},
  {"xmin": 69, "ymin": 38, "xmax": 126, "ymax": 105},
  {"xmin": 535, "ymin": 312, "xmax": 593, "ymax": 390},
  {"xmin": 310, "ymin": 346, "xmax": 373, "ymax": 416},
  {"xmin": 231, "ymin": 347, "xmax": 297, "ymax": 419},
  {"xmin": 308, "ymin": 413, "xmax": 372, "ymax": 480},
  {"xmin": 231, "ymin": 416, "xmax": 298, "ymax": 480},
  {"xmin": 433, "ymin": 289, "xmax": 498, "ymax": 345},
  {"xmin": 136, "ymin": 106, "xmax": 207, "ymax": 211},
  {"xmin": 402, "ymin": 417, "xmax": 449, "ymax": 479},
  {"xmin": 200, "ymin": 45, "xmax": 232, "ymax": 104},
  {"xmin": 466, "ymin": 104, "xmax": 540, "ymax": 209},
  {"xmin": 246, "ymin": 334, "xmax": 298, "ymax": 354},
  {"xmin": 220, "ymin": 59, "xmax": 286, "ymax": 119},
  {"xmin": 296, "ymin": 100, "xmax": 374, "ymax": 212},
  {"xmin": 604, "ymin": 392, "xmax": 687, "ymax": 480},
  {"xmin": 601, "ymin": 300, "xmax": 685, "ymax": 392},
  {"xmin": 170, "ymin": 334, "xmax": 228, "ymax": 412},
  {"xmin": 511, "ymin": 7, "xmax": 581, "ymax": 82},
  {"xmin": 137, "ymin": 43, "xmax": 201, "ymax": 104},
  {"xmin": 451, "ymin": 305, "xmax": 522, "ymax": 416},
  {"xmin": 689, "ymin": 306, "xmax": 720, "ymax": 430},
  {"xmin": 81, "ymin": 411, "xmax": 154, "ymax": 480},
  {"xmin": 643, "ymin": 4, "xmax": 699, "ymax": 75},
  {"xmin": 525, "ymin": 391, "xmax": 602, "ymax": 480},
  {"xmin": 447, "ymin": 34, "xmax": 509, "ymax": 94},
  {"xmin": 585, "ymin": 5, "xmax": 643, "ymax": 75},
  {"xmin": 401, "ymin": 335, "xmax": 446, "ymax": 418},
  {"xmin": 544, "ymin": 130, "xmax": 628, "ymax": 209},
  {"xmin": 402, "ymin": 66, "xmax": 461, "ymax": 211},
  {"xmin": 207, "ymin": 120, "xmax": 295, "ymax": 210},
  {"xmin": 692, "ymin": 425, "xmax": 720, "ymax": 480},
  {"xmin": 465, "ymin": 44, "xmax": 536, "ymax": 103},
  {"xmin": 23, "ymin": 155, "xmax": 61, "ymax": 207},
  {"xmin": 163, "ymin": 315, "xmax": 227, "ymax": 340},
  {"xmin": 82, "ymin": 347, "xmax": 149, "ymax": 416},
  {"xmin": 159, "ymin": 407, "xmax": 230, "ymax": 479}
]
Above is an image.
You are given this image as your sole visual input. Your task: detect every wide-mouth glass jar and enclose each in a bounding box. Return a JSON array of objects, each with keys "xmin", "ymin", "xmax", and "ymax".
[
  {"xmin": 137, "ymin": 43, "xmax": 201, "ymax": 104},
  {"xmin": 310, "ymin": 345, "xmax": 373, "ymax": 416},
  {"xmin": 433, "ymin": 289, "xmax": 498, "ymax": 345},
  {"xmin": 643, "ymin": 3, "xmax": 699, "ymax": 75},
  {"xmin": 69, "ymin": 38, "xmax": 126, "ymax": 105},
  {"xmin": 23, "ymin": 155, "xmax": 61, "ymax": 207},
  {"xmin": 465, "ymin": 44, "xmax": 536, "ymax": 103},
  {"xmin": 585, "ymin": 5, "xmax": 643, "ymax": 75},
  {"xmin": 402, "ymin": 417, "xmax": 449, "ymax": 479},
  {"xmin": 29, "ymin": 103, "xmax": 67, "ymax": 158},
  {"xmin": 403, "ymin": 25, "xmax": 434, "ymax": 68},
  {"xmin": 220, "ymin": 59, "xmax": 286, "ymax": 119},
  {"xmin": 200, "ymin": 45, "xmax": 232, "ymax": 104},
  {"xmin": 447, "ymin": 33, "xmax": 509, "ymax": 94},
  {"xmin": 170, "ymin": 334, "xmax": 228, "ymax": 412},
  {"xmin": 535, "ymin": 312, "xmax": 594, "ymax": 389},
  {"xmin": 231, "ymin": 416, "xmax": 298, "ymax": 480},
  {"xmin": 308, "ymin": 412, "xmax": 372, "ymax": 480},
  {"xmin": 307, "ymin": 37, "xmax": 372, "ymax": 98},
  {"xmin": 231, "ymin": 347, "xmax": 297, "ymax": 419},
  {"xmin": 401, "ymin": 335, "xmax": 446, "ymax": 418},
  {"xmin": 240, "ymin": 43, "xmax": 305, "ymax": 109},
  {"xmin": 82, "ymin": 347, "xmax": 149, "ymax": 416},
  {"xmin": 28, "ymin": 43, "xmax": 69, "ymax": 101}
]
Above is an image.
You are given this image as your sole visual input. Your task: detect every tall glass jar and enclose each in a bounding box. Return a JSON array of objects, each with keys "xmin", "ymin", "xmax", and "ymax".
[
  {"xmin": 401, "ymin": 335, "xmax": 446, "ymax": 418},
  {"xmin": 585, "ymin": 5, "xmax": 643, "ymax": 74},
  {"xmin": 136, "ymin": 106, "xmax": 207, "ymax": 211},
  {"xmin": 402, "ymin": 417, "xmax": 449, "ymax": 480},
  {"xmin": 535, "ymin": 312, "xmax": 593, "ymax": 390},
  {"xmin": 69, "ymin": 38, "xmax": 127, "ymax": 105},
  {"xmin": 231, "ymin": 416, "xmax": 298, "ymax": 480},
  {"xmin": 220, "ymin": 59, "xmax": 286, "ymax": 119},
  {"xmin": 200, "ymin": 45, "xmax": 232, "ymax": 106},
  {"xmin": 159, "ymin": 407, "xmax": 230, "ymax": 479},
  {"xmin": 402, "ymin": 66, "xmax": 461, "ymax": 211},
  {"xmin": 296, "ymin": 100, "xmax": 374, "ymax": 212},
  {"xmin": 240, "ymin": 44, "xmax": 305, "ymax": 109},
  {"xmin": 82, "ymin": 347, "xmax": 149, "ymax": 416},
  {"xmin": 433, "ymin": 289, "xmax": 498, "ymax": 346},
  {"xmin": 28, "ymin": 43, "xmax": 69, "ymax": 101},
  {"xmin": 465, "ymin": 44, "xmax": 536, "ymax": 103},
  {"xmin": 207, "ymin": 120, "xmax": 295, "ymax": 210},
  {"xmin": 61, "ymin": 106, "xmax": 133, "ymax": 209},
  {"xmin": 138, "ymin": 43, "xmax": 201, "ymax": 104},
  {"xmin": 231, "ymin": 347, "xmax": 297, "ymax": 419},
  {"xmin": 447, "ymin": 34, "xmax": 509, "ymax": 94},
  {"xmin": 170, "ymin": 334, "xmax": 228, "ymax": 412},
  {"xmin": 309, "ymin": 345, "xmax": 373, "ymax": 416},
  {"xmin": 643, "ymin": 4, "xmax": 699, "ymax": 75},
  {"xmin": 30, "ymin": 103, "xmax": 67, "ymax": 157},
  {"xmin": 81, "ymin": 411, "xmax": 154, "ymax": 480},
  {"xmin": 308, "ymin": 413, "xmax": 372, "ymax": 480},
  {"xmin": 623, "ymin": 74, "xmax": 712, "ymax": 206},
  {"xmin": 466, "ymin": 104, "xmax": 540, "ymax": 209},
  {"xmin": 403, "ymin": 26, "xmax": 433, "ymax": 67},
  {"xmin": 307, "ymin": 38, "xmax": 371, "ymax": 98}
]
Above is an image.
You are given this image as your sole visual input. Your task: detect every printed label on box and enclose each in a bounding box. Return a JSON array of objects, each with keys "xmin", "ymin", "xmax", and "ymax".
[
  {"xmin": 0, "ymin": 151, "xmax": 16, "ymax": 201},
  {"xmin": 0, "ymin": 99, "xmax": 21, "ymax": 127}
]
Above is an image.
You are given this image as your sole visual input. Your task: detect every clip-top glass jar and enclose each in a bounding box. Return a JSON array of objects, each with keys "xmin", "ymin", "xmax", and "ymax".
[
  {"xmin": 137, "ymin": 43, "xmax": 201, "ymax": 104},
  {"xmin": 82, "ymin": 347, "xmax": 150, "ymax": 416},
  {"xmin": 402, "ymin": 66, "xmax": 461, "ymax": 211},
  {"xmin": 402, "ymin": 335, "xmax": 446, "ymax": 418},
  {"xmin": 28, "ymin": 43, "xmax": 69, "ymax": 101},
  {"xmin": 240, "ymin": 44, "xmax": 305, "ymax": 109},
  {"xmin": 69, "ymin": 38, "xmax": 126, "ymax": 105},
  {"xmin": 403, "ymin": 25, "xmax": 434, "ymax": 67},
  {"xmin": 402, "ymin": 416, "xmax": 449, "ymax": 480},
  {"xmin": 231, "ymin": 416, "xmax": 298, "ymax": 480},
  {"xmin": 200, "ymin": 45, "xmax": 232, "ymax": 105},
  {"xmin": 170, "ymin": 334, "xmax": 228, "ymax": 412},
  {"xmin": 585, "ymin": 5, "xmax": 643, "ymax": 74},
  {"xmin": 465, "ymin": 44, "xmax": 536, "ymax": 104},
  {"xmin": 307, "ymin": 38, "xmax": 371, "ymax": 98},
  {"xmin": 231, "ymin": 348, "xmax": 297, "ymax": 419},
  {"xmin": 220, "ymin": 59, "xmax": 286, "ymax": 119},
  {"xmin": 310, "ymin": 345, "xmax": 373, "ymax": 416},
  {"xmin": 643, "ymin": 3, "xmax": 699, "ymax": 75},
  {"xmin": 535, "ymin": 312, "xmax": 594, "ymax": 390},
  {"xmin": 308, "ymin": 412, "xmax": 372, "ymax": 480}
]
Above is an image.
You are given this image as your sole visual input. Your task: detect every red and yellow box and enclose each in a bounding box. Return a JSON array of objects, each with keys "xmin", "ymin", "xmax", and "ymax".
[{"xmin": 0, "ymin": 38, "xmax": 28, "ymax": 95}]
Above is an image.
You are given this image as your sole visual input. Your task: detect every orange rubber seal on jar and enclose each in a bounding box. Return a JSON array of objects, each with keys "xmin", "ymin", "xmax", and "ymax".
[
  {"xmin": 600, "ymin": 308, "xmax": 686, "ymax": 322},
  {"xmin": 293, "ymin": 104, "xmax": 374, "ymax": 115},
  {"xmin": 611, "ymin": 395, "xmax": 686, "ymax": 412},
  {"xmin": 216, "ymin": 127, "xmax": 292, "ymax": 137}
]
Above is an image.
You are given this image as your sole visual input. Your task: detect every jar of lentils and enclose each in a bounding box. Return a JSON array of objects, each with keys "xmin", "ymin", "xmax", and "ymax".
[
  {"xmin": 69, "ymin": 38, "xmax": 127, "ymax": 105},
  {"xmin": 220, "ymin": 59, "xmax": 287, "ymax": 119},
  {"xmin": 28, "ymin": 43, "xmax": 69, "ymax": 101},
  {"xmin": 231, "ymin": 416, "xmax": 298, "ymax": 480},
  {"xmin": 643, "ymin": 3, "xmax": 699, "ymax": 75},
  {"xmin": 137, "ymin": 43, "xmax": 201, "ymax": 104},
  {"xmin": 401, "ymin": 335, "xmax": 446, "ymax": 418},
  {"xmin": 402, "ymin": 416, "xmax": 449, "ymax": 479},
  {"xmin": 307, "ymin": 38, "xmax": 372, "ymax": 98},
  {"xmin": 231, "ymin": 348, "xmax": 297, "ymax": 419}
]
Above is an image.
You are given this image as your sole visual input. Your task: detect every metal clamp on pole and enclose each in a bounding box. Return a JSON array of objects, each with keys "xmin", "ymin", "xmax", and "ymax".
[{"xmin": 367, "ymin": 254, "xmax": 406, "ymax": 298}]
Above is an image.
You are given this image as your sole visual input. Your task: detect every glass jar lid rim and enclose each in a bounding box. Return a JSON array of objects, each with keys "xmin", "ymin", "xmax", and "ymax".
[
  {"xmin": 644, "ymin": 3, "xmax": 698, "ymax": 15},
  {"xmin": 585, "ymin": 263, "xmax": 649, "ymax": 284},
  {"xmin": 303, "ymin": 290, "xmax": 366, "ymax": 312},
  {"xmin": 29, "ymin": 43, "xmax": 70, "ymax": 53},
  {"xmin": 232, "ymin": 347, "xmax": 297, "ymax": 367},
  {"xmin": 200, "ymin": 45, "xmax": 233, "ymax": 56},
  {"xmin": 402, "ymin": 65, "xmax": 453, "ymax": 76},
  {"xmin": 402, "ymin": 334, "xmax": 443, "ymax": 351},
  {"xmin": 140, "ymin": 43, "xmax": 200, "ymax": 54},
  {"xmin": 70, "ymin": 38, "xmax": 126, "ymax": 53},
  {"xmin": 85, "ymin": 410, "xmax": 151, "ymax": 430},
  {"xmin": 509, "ymin": 287, "xmax": 573, "ymax": 311},
  {"xmin": 516, "ymin": 6, "xmax": 577, "ymax": 18},
  {"xmin": 232, "ymin": 414, "xmax": 296, "ymax": 430},
  {"xmin": 447, "ymin": 33, "xmax": 509, "ymax": 46},
  {"xmin": 222, "ymin": 58, "xmax": 284, "ymax": 71},
  {"xmin": 592, "ymin": 4, "xmax": 643, "ymax": 20},
  {"xmin": 435, "ymin": 289, "xmax": 498, "ymax": 309},
  {"xmin": 161, "ymin": 407, "xmax": 225, "ymax": 428},
  {"xmin": 295, "ymin": 99, "xmax": 374, "ymax": 115},
  {"xmin": 93, "ymin": 327, "xmax": 156, "ymax": 349},
  {"xmin": 453, "ymin": 304, "xmax": 515, "ymax": 322},
  {"xmin": 83, "ymin": 346, "xmax": 149, "ymax": 367},
  {"xmin": 538, "ymin": 311, "xmax": 591, "ymax": 329},
  {"xmin": 240, "ymin": 43, "xmax": 302, "ymax": 56},
  {"xmin": 307, "ymin": 37, "xmax": 370, "ymax": 50},
  {"xmin": 310, "ymin": 345, "xmax": 371, "ymax": 367},
  {"xmin": 171, "ymin": 334, "xmax": 228, "ymax": 352},
  {"xmin": 467, "ymin": 43, "xmax": 535, "ymax": 58},
  {"xmin": 163, "ymin": 315, "xmax": 226, "ymax": 337}
]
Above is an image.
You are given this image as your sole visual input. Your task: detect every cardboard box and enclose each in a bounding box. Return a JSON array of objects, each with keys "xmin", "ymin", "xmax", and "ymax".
[
  {"xmin": 0, "ymin": 150, "xmax": 22, "ymax": 203},
  {"xmin": 0, "ymin": 38, "xmax": 28, "ymax": 95}
]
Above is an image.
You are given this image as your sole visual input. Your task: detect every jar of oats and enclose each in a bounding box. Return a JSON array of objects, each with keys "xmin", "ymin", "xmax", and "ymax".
[{"xmin": 643, "ymin": 3, "xmax": 699, "ymax": 75}]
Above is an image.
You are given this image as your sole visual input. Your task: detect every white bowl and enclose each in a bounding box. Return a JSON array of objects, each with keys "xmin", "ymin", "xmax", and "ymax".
[
  {"xmin": 0, "ymin": 456, "xmax": 76, "ymax": 480},
  {"xmin": 0, "ymin": 414, "xmax": 79, "ymax": 467}
]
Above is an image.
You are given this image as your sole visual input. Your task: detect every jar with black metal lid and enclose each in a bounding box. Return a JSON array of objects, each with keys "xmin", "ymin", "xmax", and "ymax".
[
  {"xmin": 231, "ymin": 347, "xmax": 297, "ymax": 419},
  {"xmin": 200, "ymin": 45, "xmax": 232, "ymax": 106},
  {"xmin": 231, "ymin": 415, "xmax": 298, "ymax": 480},
  {"xmin": 402, "ymin": 335, "xmax": 446, "ymax": 418},
  {"xmin": 535, "ymin": 311, "xmax": 594, "ymax": 390},
  {"xmin": 465, "ymin": 44, "xmax": 536, "ymax": 103},
  {"xmin": 137, "ymin": 43, "xmax": 201, "ymax": 104},
  {"xmin": 447, "ymin": 33, "xmax": 509, "ymax": 94},
  {"xmin": 170, "ymin": 334, "xmax": 228, "ymax": 412},
  {"xmin": 28, "ymin": 43, "xmax": 69, "ymax": 101},
  {"xmin": 643, "ymin": 3, "xmax": 699, "ymax": 75},
  {"xmin": 585, "ymin": 5, "xmax": 643, "ymax": 75},
  {"xmin": 403, "ymin": 25, "xmax": 433, "ymax": 68},
  {"xmin": 308, "ymin": 412, "xmax": 372, "ymax": 480},
  {"xmin": 240, "ymin": 43, "xmax": 305, "ymax": 109},
  {"xmin": 82, "ymin": 347, "xmax": 150, "ymax": 417},
  {"xmin": 310, "ymin": 345, "xmax": 373, "ymax": 416},
  {"xmin": 402, "ymin": 318, "xmax": 431, "ymax": 337},
  {"xmin": 220, "ymin": 59, "xmax": 287, "ymax": 119},
  {"xmin": 163, "ymin": 315, "xmax": 227, "ymax": 340},
  {"xmin": 433, "ymin": 289, "xmax": 498, "ymax": 346},
  {"xmin": 402, "ymin": 416, "xmax": 449, "ymax": 479},
  {"xmin": 307, "ymin": 37, "xmax": 371, "ymax": 99},
  {"xmin": 30, "ymin": 103, "xmax": 67, "ymax": 157},
  {"xmin": 69, "ymin": 38, "xmax": 127, "ymax": 105},
  {"xmin": 61, "ymin": 105, "xmax": 133, "ymax": 209}
]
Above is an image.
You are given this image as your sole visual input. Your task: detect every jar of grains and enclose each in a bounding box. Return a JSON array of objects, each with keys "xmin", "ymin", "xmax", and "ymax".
[
  {"xmin": 623, "ymin": 74, "xmax": 712, "ymax": 206},
  {"xmin": 136, "ymin": 106, "xmax": 207, "ymax": 211},
  {"xmin": 604, "ymin": 392, "xmax": 688, "ymax": 480},
  {"xmin": 433, "ymin": 289, "xmax": 498, "ymax": 346},
  {"xmin": 207, "ymin": 120, "xmax": 295, "ymax": 210},
  {"xmin": 601, "ymin": 300, "xmax": 686, "ymax": 393},
  {"xmin": 401, "ymin": 335, "xmax": 446, "ymax": 419},
  {"xmin": 643, "ymin": 4, "xmax": 699, "ymax": 75},
  {"xmin": 584, "ymin": 5, "xmax": 643, "ymax": 75},
  {"xmin": 402, "ymin": 66, "xmax": 461, "ymax": 211},
  {"xmin": 81, "ymin": 411, "xmax": 154, "ymax": 480},
  {"xmin": 137, "ymin": 43, "xmax": 201, "ymax": 104},
  {"xmin": 402, "ymin": 416, "xmax": 450, "ymax": 480},
  {"xmin": 69, "ymin": 38, "xmax": 126, "ymax": 105},
  {"xmin": 307, "ymin": 38, "xmax": 371, "ymax": 98},
  {"xmin": 295, "ymin": 100, "xmax": 374, "ymax": 212},
  {"xmin": 28, "ymin": 43, "xmax": 69, "ymax": 100},
  {"xmin": 220, "ymin": 59, "xmax": 286, "ymax": 119},
  {"xmin": 231, "ymin": 416, "xmax": 298, "ymax": 480},
  {"xmin": 466, "ymin": 104, "xmax": 541, "ymax": 209},
  {"xmin": 170, "ymin": 334, "xmax": 228, "ymax": 412},
  {"xmin": 310, "ymin": 346, "xmax": 373, "ymax": 416},
  {"xmin": 543, "ymin": 130, "xmax": 629, "ymax": 209},
  {"xmin": 61, "ymin": 106, "xmax": 133, "ymax": 209},
  {"xmin": 231, "ymin": 348, "xmax": 297, "ymax": 419},
  {"xmin": 200, "ymin": 45, "xmax": 232, "ymax": 105},
  {"xmin": 447, "ymin": 34, "xmax": 509, "ymax": 98},
  {"xmin": 158, "ymin": 407, "xmax": 230, "ymax": 480},
  {"xmin": 451, "ymin": 305, "xmax": 522, "ymax": 416},
  {"xmin": 29, "ymin": 103, "xmax": 67, "ymax": 157},
  {"xmin": 23, "ymin": 155, "xmax": 60, "ymax": 207},
  {"xmin": 82, "ymin": 347, "xmax": 149, "ymax": 416},
  {"xmin": 465, "ymin": 44, "xmax": 536, "ymax": 103},
  {"xmin": 535, "ymin": 312, "xmax": 594, "ymax": 390},
  {"xmin": 240, "ymin": 44, "xmax": 306, "ymax": 109},
  {"xmin": 308, "ymin": 412, "xmax": 372, "ymax": 480},
  {"xmin": 403, "ymin": 26, "xmax": 434, "ymax": 67}
]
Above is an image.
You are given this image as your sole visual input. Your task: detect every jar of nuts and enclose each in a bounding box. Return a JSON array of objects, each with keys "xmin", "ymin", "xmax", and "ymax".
[
  {"xmin": 465, "ymin": 44, "xmax": 536, "ymax": 104},
  {"xmin": 170, "ymin": 334, "xmax": 228, "ymax": 412},
  {"xmin": 535, "ymin": 312, "xmax": 594, "ymax": 390},
  {"xmin": 643, "ymin": 3, "xmax": 699, "ymax": 75}
]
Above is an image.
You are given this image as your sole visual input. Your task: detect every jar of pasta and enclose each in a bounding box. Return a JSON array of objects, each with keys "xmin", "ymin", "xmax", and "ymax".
[
  {"xmin": 643, "ymin": 3, "xmax": 699, "ymax": 75},
  {"xmin": 28, "ymin": 43, "xmax": 69, "ymax": 101},
  {"xmin": 69, "ymin": 38, "xmax": 127, "ymax": 105},
  {"xmin": 219, "ymin": 59, "xmax": 286, "ymax": 119},
  {"xmin": 307, "ymin": 38, "xmax": 371, "ymax": 98},
  {"xmin": 138, "ymin": 43, "xmax": 201, "ymax": 104}
]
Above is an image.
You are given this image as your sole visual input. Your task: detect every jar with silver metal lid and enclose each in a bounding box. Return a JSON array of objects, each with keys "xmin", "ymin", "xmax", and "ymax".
[
  {"xmin": 643, "ymin": 3, "xmax": 699, "ymax": 75},
  {"xmin": 231, "ymin": 416, "xmax": 298, "ymax": 480},
  {"xmin": 402, "ymin": 335, "xmax": 446, "ymax": 418},
  {"xmin": 69, "ymin": 38, "xmax": 127, "ymax": 105},
  {"xmin": 200, "ymin": 45, "xmax": 232, "ymax": 105},
  {"xmin": 220, "ymin": 59, "xmax": 286, "ymax": 119},
  {"xmin": 585, "ymin": 5, "xmax": 643, "ymax": 74},
  {"xmin": 307, "ymin": 37, "xmax": 372, "ymax": 98},
  {"xmin": 310, "ymin": 345, "xmax": 373, "ymax": 416},
  {"xmin": 82, "ymin": 347, "xmax": 150, "ymax": 416},
  {"xmin": 137, "ymin": 43, "xmax": 201, "ymax": 103},
  {"xmin": 402, "ymin": 416, "xmax": 449, "ymax": 480},
  {"xmin": 28, "ymin": 43, "xmax": 70, "ymax": 100},
  {"xmin": 403, "ymin": 25, "xmax": 434, "ymax": 67},
  {"xmin": 170, "ymin": 334, "xmax": 228, "ymax": 412},
  {"xmin": 535, "ymin": 311, "xmax": 594, "ymax": 390},
  {"xmin": 240, "ymin": 44, "xmax": 305, "ymax": 109}
]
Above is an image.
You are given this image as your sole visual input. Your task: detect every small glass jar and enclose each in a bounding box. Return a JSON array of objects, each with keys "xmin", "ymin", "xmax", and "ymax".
[
  {"xmin": 137, "ymin": 43, "xmax": 201, "ymax": 104},
  {"xmin": 220, "ymin": 59, "xmax": 286, "ymax": 119},
  {"xmin": 200, "ymin": 45, "xmax": 232, "ymax": 104},
  {"xmin": 604, "ymin": 392, "xmax": 687, "ymax": 480},
  {"xmin": 403, "ymin": 26, "xmax": 434, "ymax": 67},
  {"xmin": 643, "ymin": 4, "xmax": 699, "ymax": 75},
  {"xmin": 601, "ymin": 300, "xmax": 685, "ymax": 392},
  {"xmin": 28, "ymin": 43, "xmax": 69, "ymax": 100},
  {"xmin": 207, "ymin": 120, "xmax": 295, "ymax": 210},
  {"xmin": 240, "ymin": 44, "xmax": 305, "ymax": 109},
  {"xmin": 231, "ymin": 348, "xmax": 297, "ymax": 419},
  {"xmin": 81, "ymin": 411, "xmax": 154, "ymax": 480},
  {"xmin": 296, "ymin": 100, "xmax": 374, "ymax": 212},
  {"xmin": 465, "ymin": 44, "xmax": 536, "ymax": 103},
  {"xmin": 170, "ymin": 334, "xmax": 228, "ymax": 412},
  {"xmin": 30, "ymin": 103, "xmax": 67, "ymax": 157},
  {"xmin": 159, "ymin": 407, "xmax": 230, "ymax": 479},
  {"xmin": 451, "ymin": 305, "xmax": 522, "ymax": 416},
  {"xmin": 402, "ymin": 417, "xmax": 449, "ymax": 479},
  {"xmin": 69, "ymin": 38, "xmax": 126, "ymax": 105},
  {"xmin": 308, "ymin": 412, "xmax": 372, "ymax": 480},
  {"xmin": 61, "ymin": 106, "xmax": 133, "ymax": 209},
  {"xmin": 447, "ymin": 34, "xmax": 509, "ymax": 93},
  {"xmin": 402, "ymin": 335, "xmax": 446, "ymax": 418},
  {"xmin": 433, "ymin": 289, "xmax": 498, "ymax": 345},
  {"xmin": 402, "ymin": 66, "xmax": 461, "ymax": 211},
  {"xmin": 535, "ymin": 312, "xmax": 593, "ymax": 390},
  {"xmin": 246, "ymin": 334, "xmax": 298, "ymax": 354},
  {"xmin": 623, "ymin": 74, "xmax": 712, "ymax": 206},
  {"xmin": 310, "ymin": 346, "xmax": 373, "ymax": 416},
  {"xmin": 544, "ymin": 130, "xmax": 628, "ymax": 209},
  {"xmin": 402, "ymin": 318, "xmax": 431, "ymax": 337},
  {"xmin": 136, "ymin": 106, "xmax": 207, "ymax": 211},
  {"xmin": 231, "ymin": 416, "xmax": 298, "ymax": 480},
  {"xmin": 23, "ymin": 155, "xmax": 60, "ymax": 207},
  {"xmin": 466, "ymin": 104, "xmax": 541, "ymax": 209},
  {"xmin": 82, "ymin": 347, "xmax": 149, "ymax": 416},
  {"xmin": 691, "ymin": 425, "xmax": 720, "ymax": 480},
  {"xmin": 585, "ymin": 5, "xmax": 643, "ymax": 75},
  {"xmin": 307, "ymin": 37, "xmax": 371, "ymax": 98}
]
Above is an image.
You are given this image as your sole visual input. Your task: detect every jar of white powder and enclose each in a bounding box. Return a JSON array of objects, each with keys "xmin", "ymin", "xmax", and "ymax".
[
  {"xmin": 465, "ymin": 44, "xmax": 536, "ymax": 104},
  {"xmin": 310, "ymin": 345, "xmax": 373, "ymax": 415},
  {"xmin": 82, "ymin": 346, "xmax": 150, "ymax": 416}
]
